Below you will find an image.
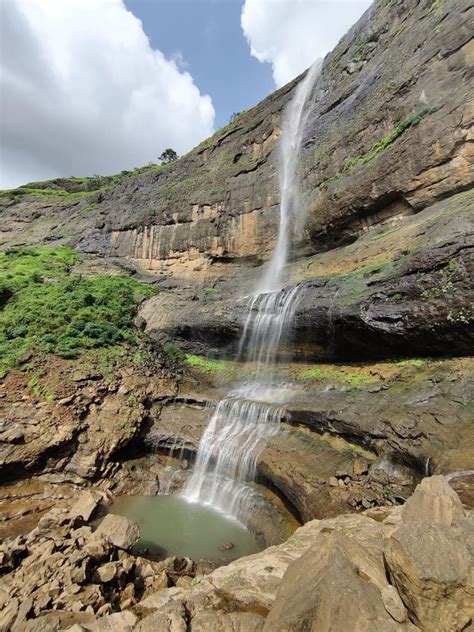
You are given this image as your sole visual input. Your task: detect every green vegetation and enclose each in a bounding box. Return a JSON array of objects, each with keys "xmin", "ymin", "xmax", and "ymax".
[
  {"xmin": 343, "ymin": 108, "xmax": 438, "ymax": 172},
  {"xmin": 126, "ymin": 394, "xmax": 139, "ymax": 408},
  {"xmin": 158, "ymin": 148, "xmax": 178, "ymax": 164},
  {"xmin": 352, "ymin": 32, "xmax": 377, "ymax": 62},
  {"xmin": 162, "ymin": 343, "xmax": 185, "ymax": 361},
  {"xmin": 0, "ymin": 163, "xmax": 173, "ymax": 206},
  {"xmin": 27, "ymin": 371, "xmax": 54, "ymax": 402},
  {"xmin": 184, "ymin": 354, "xmax": 227, "ymax": 373},
  {"xmin": 316, "ymin": 108, "xmax": 439, "ymax": 191},
  {"xmin": 156, "ymin": 176, "xmax": 201, "ymax": 195},
  {"xmin": 392, "ymin": 358, "xmax": 427, "ymax": 368},
  {"xmin": 299, "ymin": 365, "xmax": 376, "ymax": 386},
  {"xmin": 447, "ymin": 308, "xmax": 474, "ymax": 325},
  {"xmin": 0, "ymin": 247, "xmax": 156, "ymax": 377},
  {"xmin": 203, "ymin": 287, "xmax": 219, "ymax": 294},
  {"xmin": 420, "ymin": 256, "xmax": 461, "ymax": 301},
  {"xmin": 0, "ymin": 185, "xmax": 110, "ymax": 204},
  {"xmin": 163, "ymin": 345, "xmax": 227, "ymax": 374}
]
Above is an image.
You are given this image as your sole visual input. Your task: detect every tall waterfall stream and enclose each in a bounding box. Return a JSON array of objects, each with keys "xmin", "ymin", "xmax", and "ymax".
[{"xmin": 181, "ymin": 63, "xmax": 320, "ymax": 521}]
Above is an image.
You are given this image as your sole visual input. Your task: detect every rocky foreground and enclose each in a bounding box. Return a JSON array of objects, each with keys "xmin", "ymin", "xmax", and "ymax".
[{"xmin": 0, "ymin": 476, "xmax": 472, "ymax": 631}]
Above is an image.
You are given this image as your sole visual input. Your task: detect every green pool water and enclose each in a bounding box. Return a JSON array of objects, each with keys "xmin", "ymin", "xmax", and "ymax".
[{"xmin": 108, "ymin": 494, "xmax": 261, "ymax": 562}]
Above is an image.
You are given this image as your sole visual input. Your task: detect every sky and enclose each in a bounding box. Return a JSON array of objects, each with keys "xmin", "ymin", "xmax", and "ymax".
[{"xmin": 0, "ymin": 0, "xmax": 371, "ymax": 189}]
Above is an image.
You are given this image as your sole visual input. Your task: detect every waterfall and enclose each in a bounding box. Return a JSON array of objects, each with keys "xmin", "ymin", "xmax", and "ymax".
[
  {"xmin": 259, "ymin": 61, "xmax": 320, "ymax": 293},
  {"xmin": 181, "ymin": 63, "xmax": 320, "ymax": 520}
]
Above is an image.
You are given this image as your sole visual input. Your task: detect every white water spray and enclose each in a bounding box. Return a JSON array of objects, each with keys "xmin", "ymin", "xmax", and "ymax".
[{"xmin": 181, "ymin": 63, "xmax": 320, "ymax": 520}]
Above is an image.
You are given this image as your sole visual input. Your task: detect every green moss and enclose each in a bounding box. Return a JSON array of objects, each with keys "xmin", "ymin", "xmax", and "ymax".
[
  {"xmin": 184, "ymin": 354, "xmax": 227, "ymax": 373},
  {"xmin": 391, "ymin": 359, "xmax": 427, "ymax": 368},
  {"xmin": 299, "ymin": 365, "xmax": 376, "ymax": 386},
  {"xmin": 343, "ymin": 108, "xmax": 438, "ymax": 173},
  {"xmin": 0, "ymin": 247, "xmax": 156, "ymax": 377},
  {"xmin": 203, "ymin": 287, "xmax": 219, "ymax": 294}
]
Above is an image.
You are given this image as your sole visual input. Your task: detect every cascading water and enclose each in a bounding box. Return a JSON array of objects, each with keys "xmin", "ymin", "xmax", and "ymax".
[
  {"xmin": 181, "ymin": 62, "xmax": 320, "ymax": 520},
  {"xmin": 259, "ymin": 61, "xmax": 321, "ymax": 293}
]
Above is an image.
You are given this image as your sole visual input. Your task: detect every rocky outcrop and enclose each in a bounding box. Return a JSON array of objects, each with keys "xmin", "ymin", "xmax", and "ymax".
[
  {"xmin": 145, "ymin": 357, "xmax": 473, "ymax": 521},
  {"xmin": 9, "ymin": 477, "xmax": 462, "ymax": 632},
  {"xmin": 385, "ymin": 477, "xmax": 474, "ymax": 631},
  {"xmin": 1, "ymin": 352, "xmax": 471, "ymax": 530},
  {"xmin": 264, "ymin": 531, "xmax": 416, "ymax": 631},
  {"xmin": 138, "ymin": 192, "xmax": 473, "ymax": 360}
]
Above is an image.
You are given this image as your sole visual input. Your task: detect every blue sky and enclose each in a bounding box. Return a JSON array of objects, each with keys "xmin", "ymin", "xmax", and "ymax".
[
  {"xmin": 1, "ymin": 0, "xmax": 371, "ymax": 187},
  {"xmin": 125, "ymin": 0, "xmax": 274, "ymax": 128}
]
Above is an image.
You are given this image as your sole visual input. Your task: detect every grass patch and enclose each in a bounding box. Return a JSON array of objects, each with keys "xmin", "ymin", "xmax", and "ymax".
[
  {"xmin": 163, "ymin": 345, "xmax": 233, "ymax": 376},
  {"xmin": 391, "ymin": 358, "xmax": 427, "ymax": 368},
  {"xmin": 343, "ymin": 108, "xmax": 438, "ymax": 172},
  {"xmin": 27, "ymin": 371, "xmax": 54, "ymax": 401},
  {"xmin": 0, "ymin": 247, "xmax": 156, "ymax": 377},
  {"xmin": 184, "ymin": 354, "xmax": 227, "ymax": 373},
  {"xmin": 299, "ymin": 365, "xmax": 376, "ymax": 386}
]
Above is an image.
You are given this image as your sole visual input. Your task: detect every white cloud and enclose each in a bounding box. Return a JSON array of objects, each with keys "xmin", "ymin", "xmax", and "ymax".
[
  {"xmin": 241, "ymin": 0, "xmax": 372, "ymax": 87},
  {"xmin": 0, "ymin": 0, "xmax": 215, "ymax": 188}
]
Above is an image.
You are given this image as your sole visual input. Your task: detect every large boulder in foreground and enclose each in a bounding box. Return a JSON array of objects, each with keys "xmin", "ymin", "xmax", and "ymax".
[
  {"xmin": 263, "ymin": 530, "xmax": 414, "ymax": 631},
  {"xmin": 386, "ymin": 523, "xmax": 473, "ymax": 631},
  {"xmin": 385, "ymin": 476, "xmax": 474, "ymax": 631},
  {"xmin": 400, "ymin": 475, "xmax": 465, "ymax": 526}
]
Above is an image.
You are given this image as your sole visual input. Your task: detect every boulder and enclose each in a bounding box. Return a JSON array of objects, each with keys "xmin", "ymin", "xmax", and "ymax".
[
  {"xmin": 95, "ymin": 514, "xmax": 139, "ymax": 551},
  {"xmin": 79, "ymin": 610, "xmax": 138, "ymax": 631},
  {"xmin": 263, "ymin": 530, "xmax": 416, "ymax": 631},
  {"xmin": 69, "ymin": 490, "xmax": 105, "ymax": 523},
  {"xmin": 401, "ymin": 475, "xmax": 465, "ymax": 526},
  {"xmin": 136, "ymin": 601, "xmax": 189, "ymax": 632},
  {"xmin": 95, "ymin": 562, "xmax": 118, "ymax": 583},
  {"xmin": 385, "ymin": 522, "xmax": 474, "ymax": 631},
  {"xmin": 191, "ymin": 611, "xmax": 265, "ymax": 631}
]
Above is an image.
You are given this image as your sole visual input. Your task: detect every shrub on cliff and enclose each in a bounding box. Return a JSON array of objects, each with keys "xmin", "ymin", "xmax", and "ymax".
[{"xmin": 0, "ymin": 247, "xmax": 155, "ymax": 376}]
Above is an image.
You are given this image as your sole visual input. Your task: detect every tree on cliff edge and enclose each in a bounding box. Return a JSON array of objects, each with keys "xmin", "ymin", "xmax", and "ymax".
[{"xmin": 158, "ymin": 148, "xmax": 178, "ymax": 164}]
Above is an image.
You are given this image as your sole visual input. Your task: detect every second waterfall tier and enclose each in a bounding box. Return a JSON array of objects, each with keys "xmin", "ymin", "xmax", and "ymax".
[{"xmin": 181, "ymin": 285, "xmax": 303, "ymax": 519}]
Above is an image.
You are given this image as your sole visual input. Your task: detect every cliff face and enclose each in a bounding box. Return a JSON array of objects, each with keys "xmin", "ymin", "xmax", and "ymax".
[
  {"xmin": 2, "ymin": 0, "xmax": 472, "ymax": 269},
  {"xmin": 1, "ymin": 0, "xmax": 472, "ymax": 357}
]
